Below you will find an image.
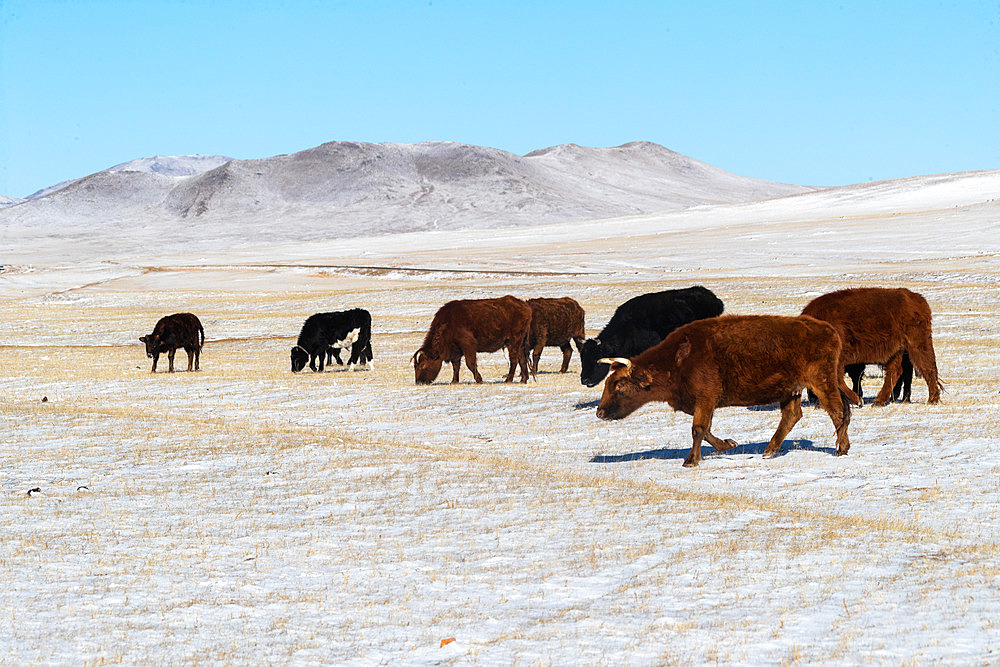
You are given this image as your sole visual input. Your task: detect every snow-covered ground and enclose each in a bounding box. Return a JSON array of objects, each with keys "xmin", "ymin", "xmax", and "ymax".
[{"xmin": 2, "ymin": 169, "xmax": 999, "ymax": 663}]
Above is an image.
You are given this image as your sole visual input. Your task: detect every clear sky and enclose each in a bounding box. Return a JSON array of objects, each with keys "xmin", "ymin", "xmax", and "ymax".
[{"xmin": 1, "ymin": 0, "xmax": 998, "ymax": 197}]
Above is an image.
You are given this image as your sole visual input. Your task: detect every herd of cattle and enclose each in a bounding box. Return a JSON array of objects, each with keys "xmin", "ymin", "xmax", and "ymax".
[{"xmin": 140, "ymin": 286, "xmax": 941, "ymax": 467}]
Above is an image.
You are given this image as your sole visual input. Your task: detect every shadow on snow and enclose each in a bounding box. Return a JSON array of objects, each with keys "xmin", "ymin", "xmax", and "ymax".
[{"xmin": 590, "ymin": 438, "xmax": 836, "ymax": 464}]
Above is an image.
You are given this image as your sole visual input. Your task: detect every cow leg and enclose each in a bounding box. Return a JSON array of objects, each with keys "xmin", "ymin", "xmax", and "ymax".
[
  {"xmin": 530, "ymin": 342, "xmax": 544, "ymax": 375},
  {"xmin": 813, "ymin": 382, "xmax": 851, "ymax": 456},
  {"xmin": 150, "ymin": 354, "xmax": 158, "ymax": 373},
  {"xmin": 505, "ymin": 355, "xmax": 516, "ymax": 382},
  {"xmin": 895, "ymin": 353, "xmax": 913, "ymax": 402},
  {"xmin": 504, "ymin": 342, "xmax": 528, "ymax": 383},
  {"xmin": 317, "ymin": 352, "xmax": 325, "ymax": 372},
  {"xmin": 763, "ymin": 394, "xmax": 803, "ymax": 458},
  {"xmin": 511, "ymin": 341, "xmax": 530, "ymax": 384},
  {"xmin": 450, "ymin": 359, "xmax": 462, "ymax": 384},
  {"xmin": 845, "ymin": 363, "xmax": 865, "ymax": 399},
  {"xmin": 193, "ymin": 345, "xmax": 200, "ymax": 371},
  {"xmin": 520, "ymin": 333, "xmax": 532, "ymax": 383},
  {"xmin": 167, "ymin": 349, "xmax": 176, "ymax": 373},
  {"xmin": 464, "ymin": 349, "xmax": 484, "ymax": 384},
  {"xmin": 685, "ymin": 401, "xmax": 717, "ymax": 468},
  {"xmin": 703, "ymin": 431, "xmax": 738, "ymax": 452},
  {"xmin": 185, "ymin": 347, "xmax": 194, "ymax": 372},
  {"xmin": 503, "ymin": 347, "xmax": 520, "ymax": 382},
  {"xmin": 906, "ymin": 335, "xmax": 940, "ymax": 404},
  {"xmin": 559, "ymin": 343, "xmax": 573, "ymax": 373},
  {"xmin": 873, "ymin": 354, "xmax": 903, "ymax": 406}
]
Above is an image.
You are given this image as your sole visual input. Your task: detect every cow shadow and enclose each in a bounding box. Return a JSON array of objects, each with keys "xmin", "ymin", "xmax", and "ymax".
[
  {"xmin": 574, "ymin": 399, "xmax": 601, "ymax": 410},
  {"xmin": 748, "ymin": 396, "xmax": 882, "ymax": 412},
  {"xmin": 590, "ymin": 438, "xmax": 832, "ymax": 463}
]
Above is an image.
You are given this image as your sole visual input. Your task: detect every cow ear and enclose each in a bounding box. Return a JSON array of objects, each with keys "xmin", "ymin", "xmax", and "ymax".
[
  {"xmin": 636, "ymin": 368, "xmax": 653, "ymax": 390},
  {"xmin": 139, "ymin": 336, "xmax": 146, "ymax": 343},
  {"xmin": 675, "ymin": 338, "xmax": 691, "ymax": 365}
]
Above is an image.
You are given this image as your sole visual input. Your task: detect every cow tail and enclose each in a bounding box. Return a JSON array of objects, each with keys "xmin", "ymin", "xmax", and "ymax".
[
  {"xmin": 199, "ymin": 323, "xmax": 205, "ymax": 350},
  {"xmin": 837, "ymin": 375, "xmax": 862, "ymax": 407},
  {"xmin": 837, "ymin": 386, "xmax": 852, "ymax": 428},
  {"xmin": 523, "ymin": 336, "xmax": 536, "ymax": 381}
]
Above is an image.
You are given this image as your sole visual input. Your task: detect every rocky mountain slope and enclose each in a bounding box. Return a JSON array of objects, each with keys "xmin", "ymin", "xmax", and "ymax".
[{"xmin": 1, "ymin": 140, "xmax": 811, "ymax": 261}]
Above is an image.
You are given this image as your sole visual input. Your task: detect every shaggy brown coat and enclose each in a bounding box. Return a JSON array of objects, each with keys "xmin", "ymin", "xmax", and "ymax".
[
  {"xmin": 526, "ymin": 297, "xmax": 586, "ymax": 374},
  {"xmin": 139, "ymin": 312, "xmax": 204, "ymax": 373},
  {"xmin": 801, "ymin": 287, "xmax": 941, "ymax": 405},
  {"xmin": 412, "ymin": 296, "xmax": 532, "ymax": 384},
  {"xmin": 596, "ymin": 315, "xmax": 853, "ymax": 468}
]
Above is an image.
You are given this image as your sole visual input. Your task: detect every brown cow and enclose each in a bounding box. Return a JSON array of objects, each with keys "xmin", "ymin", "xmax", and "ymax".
[
  {"xmin": 526, "ymin": 297, "xmax": 586, "ymax": 374},
  {"xmin": 596, "ymin": 315, "xmax": 853, "ymax": 468},
  {"xmin": 139, "ymin": 312, "xmax": 204, "ymax": 373},
  {"xmin": 412, "ymin": 296, "xmax": 532, "ymax": 384},
  {"xmin": 801, "ymin": 287, "xmax": 941, "ymax": 406}
]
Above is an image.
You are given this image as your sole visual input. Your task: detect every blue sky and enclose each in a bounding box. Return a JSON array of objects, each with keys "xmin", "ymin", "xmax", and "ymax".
[{"xmin": 1, "ymin": 1, "xmax": 997, "ymax": 197}]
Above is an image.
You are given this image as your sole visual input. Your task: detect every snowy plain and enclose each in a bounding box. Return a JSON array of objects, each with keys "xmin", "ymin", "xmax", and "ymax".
[{"xmin": 2, "ymin": 163, "xmax": 1000, "ymax": 664}]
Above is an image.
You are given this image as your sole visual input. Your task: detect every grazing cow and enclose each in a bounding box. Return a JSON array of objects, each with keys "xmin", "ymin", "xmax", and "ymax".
[
  {"xmin": 412, "ymin": 295, "xmax": 532, "ymax": 384},
  {"xmin": 595, "ymin": 315, "xmax": 854, "ymax": 468},
  {"xmin": 140, "ymin": 312, "xmax": 204, "ymax": 373},
  {"xmin": 580, "ymin": 286, "xmax": 724, "ymax": 387},
  {"xmin": 845, "ymin": 352, "xmax": 914, "ymax": 403},
  {"xmin": 526, "ymin": 297, "xmax": 586, "ymax": 374},
  {"xmin": 291, "ymin": 308, "xmax": 373, "ymax": 373},
  {"xmin": 801, "ymin": 288, "xmax": 941, "ymax": 405}
]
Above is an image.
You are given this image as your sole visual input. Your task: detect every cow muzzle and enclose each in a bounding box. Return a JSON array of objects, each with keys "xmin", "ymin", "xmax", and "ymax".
[{"xmin": 596, "ymin": 405, "xmax": 617, "ymax": 421}]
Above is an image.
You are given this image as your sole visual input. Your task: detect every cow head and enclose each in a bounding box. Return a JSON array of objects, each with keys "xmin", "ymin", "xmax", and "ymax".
[
  {"xmin": 412, "ymin": 348, "xmax": 442, "ymax": 385},
  {"xmin": 579, "ymin": 338, "xmax": 612, "ymax": 387},
  {"xmin": 139, "ymin": 334, "xmax": 162, "ymax": 359},
  {"xmin": 595, "ymin": 357, "xmax": 656, "ymax": 421},
  {"xmin": 290, "ymin": 346, "xmax": 310, "ymax": 373}
]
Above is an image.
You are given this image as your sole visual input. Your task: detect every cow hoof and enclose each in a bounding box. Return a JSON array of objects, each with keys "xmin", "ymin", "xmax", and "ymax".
[
  {"xmin": 714, "ymin": 439, "xmax": 738, "ymax": 451},
  {"xmin": 682, "ymin": 459, "xmax": 699, "ymax": 468}
]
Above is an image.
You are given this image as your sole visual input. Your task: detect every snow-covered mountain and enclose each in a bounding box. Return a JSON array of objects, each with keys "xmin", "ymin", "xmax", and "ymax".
[
  {"xmin": 108, "ymin": 154, "xmax": 233, "ymax": 177},
  {"xmin": 13, "ymin": 154, "xmax": 234, "ymax": 202},
  {"xmin": 0, "ymin": 195, "xmax": 25, "ymax": 208},
  {"xmin": 0, "ymin": 141, "xmax": 810, "ymax": 260}
]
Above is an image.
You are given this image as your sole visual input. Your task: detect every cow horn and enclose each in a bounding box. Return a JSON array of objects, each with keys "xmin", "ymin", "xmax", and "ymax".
[{"xmin": 598, "ymin": 357, "xmax": 632, "ymax": 369}]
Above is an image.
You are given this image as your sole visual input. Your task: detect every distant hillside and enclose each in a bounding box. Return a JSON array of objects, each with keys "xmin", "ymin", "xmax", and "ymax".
[
  {"xmin": 108, "ymin": 154, "xmax": 233, "ymax": 178},
  {"xmin": 17, "ymin": 154, "xmax": 234, "ymax": 201},
  {"xmin": 1, "ymin": 141, "xmax": 812, "ymax": 260}
]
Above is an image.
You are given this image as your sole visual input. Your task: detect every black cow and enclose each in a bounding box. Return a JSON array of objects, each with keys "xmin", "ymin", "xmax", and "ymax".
[
  {"xmin": 580, "ymin": 286, "xmax": 724, "ymax": 387},
  {"xmin": 140, "ymin": 312, "xmax": 204, "ymax": 373},
  {"xmin": 845, "ymin": 352, "xmax": 914, "ymax": 403},
  {"xmin": 291, "ymin": 309, "xmax": 373, "ymax": 373}
]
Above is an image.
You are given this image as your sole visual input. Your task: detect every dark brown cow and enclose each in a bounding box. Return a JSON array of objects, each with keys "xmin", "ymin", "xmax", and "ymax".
[
  {"xmin": 596, "ymin": 315, "xmax": 854, "ymax": 468},
  {"xmin": 412, "ymin": 296, "xmax": 532, "ymax": 384},
  {"xmin": 139, "ymin": 312, "xmax": 204, "ymax": 373},
  {"xmin": 801, "ymin": 287, "xmax": 941, "ymax": 406},
  {"xmin": 526, "ymin": 297, "xmax": 586, "ymax": 374}
]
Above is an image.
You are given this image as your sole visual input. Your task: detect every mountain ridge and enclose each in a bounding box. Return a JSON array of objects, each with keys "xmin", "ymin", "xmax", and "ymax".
[{"xmin": 1, "ymin": 140, "xmax": 813, "ymax": 259}]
